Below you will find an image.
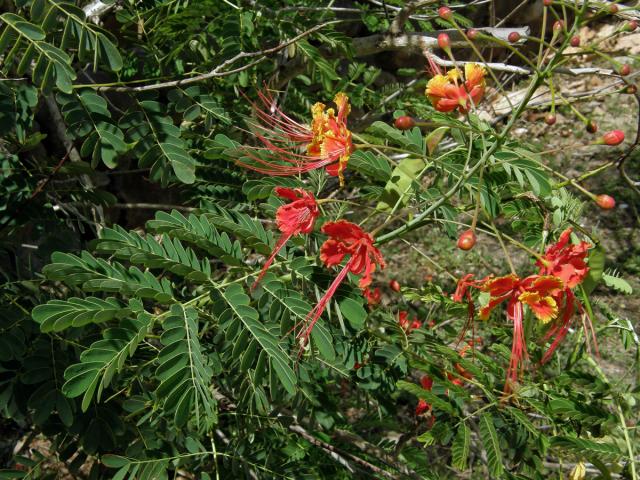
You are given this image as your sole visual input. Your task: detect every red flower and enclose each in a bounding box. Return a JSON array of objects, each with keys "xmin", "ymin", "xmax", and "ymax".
[
  {"xmin": 398, "ymin": 311, "xmax": 422, "ymax": 332},
  {"xmin": 363, "ymin": 286, "xmax": 381, "ymax": 306},
  {"xmin": 425, "ymin": 63, "xmax": 486, "ymax": 114},
  {"xmin": 298, "ymin": 221, "xmax": 384, "ymax": 344},
  {"xmin": 536, "ymin": 228, "xmax": 590, "ymax": 289},
  {"xmin": 238, "ymin": 91, "xmax": 354, "ymax": 186},
  {"xmin": 536, "ymin": 229, "xmax": 596, "ymax": 363},
  {"xmin": 252, "ymin": 187, "xmax": 319, "ymax": 289},
  {"xmin": 478, "ymin": 274, "xmax": 564, "ymax": 385},
  {"xmin": 415, "ymin": 375, "xmax": 433, "ymax": 415}
]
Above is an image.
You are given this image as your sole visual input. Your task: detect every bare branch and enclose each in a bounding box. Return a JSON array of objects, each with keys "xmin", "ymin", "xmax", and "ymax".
[
  {"xmin": 389, "ymin": 0, "xmax": 437, "ymax": 35},
  {"xmin": 353, "ymin": 27, "xmax": 530, "ymax": 57},
  {"xmin": 95, "ymin": 20, "xmax": 340, "ymax": 92}
]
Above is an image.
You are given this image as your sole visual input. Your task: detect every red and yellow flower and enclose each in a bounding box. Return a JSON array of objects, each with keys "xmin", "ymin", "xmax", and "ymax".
[
  {"xmin": 425, "ymin": 63, "xmax": 486, "ymax": 114},
  {"xmin": 252, "ymin": 187, "xmax": 319, "ymax": 289},
  {"xmin": 239, "ymin": 91, "xmax": 354, "ymax": 186},
  {"xmin": 298, "ymin": 220, "xmax": 384, "ymax": 344},
  {"xmin": 452, "ymin": 229, "xmax": 595, "ymax": 390}
]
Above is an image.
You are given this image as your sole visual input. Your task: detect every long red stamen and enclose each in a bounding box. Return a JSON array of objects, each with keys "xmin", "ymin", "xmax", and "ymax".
[
  {"xmin": 507, "ymin": 301, "xmax": 528, "ymax": 388},
  {"xmin": 297, "ymin": 257, "xmax": 354, "ymax": 345},
  {"xmin": 251, "ymin": 232, "xmax": 293, "ymax": 290},
  {"xmin": 541, "ymin": 290, "xmax": 574, "ymax": 364}
]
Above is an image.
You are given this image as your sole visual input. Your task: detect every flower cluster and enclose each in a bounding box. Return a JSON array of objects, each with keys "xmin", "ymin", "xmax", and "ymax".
[
  {"xmin": 425, "ymin": 63, "xmax": 486, "ymax": 114},
  {"xmin": 453, "ymin": 228, "xmax": 593, "ymax": 389},
  {"xmin": 238, "ymin": 91, "xmax": 354, "ymax": 187}
]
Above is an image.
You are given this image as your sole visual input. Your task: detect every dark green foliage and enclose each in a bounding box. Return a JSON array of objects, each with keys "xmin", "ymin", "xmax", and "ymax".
[{"xmin": 0, "ymin": 1, "xmax": 638, "ymax": 479}]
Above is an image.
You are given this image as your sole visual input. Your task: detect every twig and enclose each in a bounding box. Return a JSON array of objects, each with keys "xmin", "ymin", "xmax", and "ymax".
[
  {"xmin": 112, "ymin": 203, "xmax": 196, "ymax": 212},
  {"xmin": 94, "ymin": 21, "xmax": 341, "ymax": 92},
  {"xmin": 389, "ymin": 0, "xmax": 437, "ymax": 35}
]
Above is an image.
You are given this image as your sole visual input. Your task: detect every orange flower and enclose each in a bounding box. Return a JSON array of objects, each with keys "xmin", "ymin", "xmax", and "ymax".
[
  {"xmin": 425, "ymin": 63, "xmax": 486, "ymax": 114},
  {"xmin": 239, "ymin": 91, "xmax": 354, "ymax": 186}
]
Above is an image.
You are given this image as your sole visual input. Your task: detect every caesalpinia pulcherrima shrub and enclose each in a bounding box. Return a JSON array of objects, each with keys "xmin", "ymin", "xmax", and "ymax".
[{"xmin": 1, "ymin": 1, "xmax": 639, "ymax": 479}]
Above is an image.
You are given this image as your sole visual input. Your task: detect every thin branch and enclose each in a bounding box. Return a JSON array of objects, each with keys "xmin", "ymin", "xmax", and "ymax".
[
  {"xmin": 112, "ymin": 203, "xmax": 196, "ymax": 212},
  {"xmin": 94, "ymin": 21, "xmax": 341, "ymax": 92},
  {"xmin": 389, "ymin": 0, "xmax": 437, "ymax": 35}
]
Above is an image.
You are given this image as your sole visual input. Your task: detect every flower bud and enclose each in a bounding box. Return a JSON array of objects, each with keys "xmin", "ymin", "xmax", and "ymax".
[
  {"xmin": 601, "ymin": 130, "xmax": 625, "ymax": 145},
  {"xmin": 625, "ymin": 84, "xmax": 638, "ymax": 94},
  {"xmin": 570, "ymin": 36, "xmax": 580, "ymax": 47},
  {"xmin": 620, "ymin": 64, "xmax": 631, "ymax": 76},
  {"xmin": 467, "ymin": 28, "xmax": 479, "ymax": 40},
  {"xmin": 438, "ymin": 6, "xmax": 453, "ymax": 21},
  {"xmin": 553, "ymin": 20, "xmax": 564, "ymax": 32},
  {"xmin": 609, "ymin": 4, "xmax": 619, "ymax": 14},
  {"xmin": 457, "ymin": 229, "xmax": 477, "ymax": 251},
  {"xmin": 508, "ymin": 31, "xmax": 521, "ymax": 43},
  {"xmin": 586, "ymin": 121, "xmax": 598, "ymax": 134},
  {"xmin": 394, "ymin": 116, "xmax": 415, "ymax": 130},
  {"xmin": 543, "ymin": 0, "xmax": 552, "ymax": 5},
  {"xmin": 438, "ymin": 32, "xmax": 451, "ymax": 49},
  {"xmin": 389, "ymin": 279, "xmax": 401, "ymax": 292},
  {"xmin": 544, "ymin": 113, "xmax": 557, "ymax": 125},
  {"xmin": 596, "ymin": 194, "xmax": 616, "ymax": 210},
  {"xmin": 627, "ymin": 20, "xmax": 638, "ymax": 32}
]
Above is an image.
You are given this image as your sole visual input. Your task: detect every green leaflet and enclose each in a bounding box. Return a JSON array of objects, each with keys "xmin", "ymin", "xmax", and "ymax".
[
  {"xmin": 155, "ymin": 304, "xmax": 217, "ymax": 428},
  {"xmin": 62, "ymin": 312, "xmax": 153, "ymax": 412}
]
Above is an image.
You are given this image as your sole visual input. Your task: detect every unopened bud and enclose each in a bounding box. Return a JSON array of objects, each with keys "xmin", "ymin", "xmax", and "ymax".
[
  {"xmin": 438, "ymin": 6, "xmax": 453, "ymax": 21},
  {"xmin": 508, "ymin": 31, "xmax": 521, "ymax": 43},
  {"xmin": 438, "ymin": 32, "xmax": 451, "ymax": 49},
  {"xmin": 596, "ymin": 194, "xmax": 616, "ymax": 210},
  {"xmin": 394, "ymin": 116, "xmax": 415, "ymax": 130},
  {"xmin": 457, "ymin": 229, "xmax": 477, "ymax": 251},
  {"xmin": 467, "ymin": 28, "xmax": 479, "ymax": 40},
  {"xmin": 601, "ymin": 130, "xmax": 625, "ymax": 146}
]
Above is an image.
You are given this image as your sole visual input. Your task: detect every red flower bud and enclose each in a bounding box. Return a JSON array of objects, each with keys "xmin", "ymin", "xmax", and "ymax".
[
  {"xmin": 625, "ymin": 84, "xmax": 638, "ymax": 94},
  {"xmin": 570, "ymin": 36, "xmax": 580, "ymax": 47},
  {"xmin": 601, "ymin": 130, "xmax": 625, "ymax": 146},
  {"xmin": 553, "ymin": 20, "xmax": 564, "ymax": 31},
  {"xmin": 438, "ymin": 6, "xmax": 453, "ymax": 21},
  {"xmin": 543, "ymin": 0, "xmax": 552, "ymax": 5},
  {"xmin": 544, "ymin": 113, "xmax": 557, "ymax": 125},
  {"xmin": 394, "ymin": 116, "xmax": 415, "ymax": 130},
  {"xmin": 389, "ymin": 279, "xmax": 401, "ymax": 292},
  {"xmin": 508, "ymin": 31, "xmax": 521, "ymax": 43},
  {"xmin": 620, "ymin": 64, "xmax": 631, "ymax": 76},
  {"xmin": 586, "ymin": 121, "xmax": 598, "ymax": 134},
  {"xmin": 438, "ymin": 32, "xmax": 451, "ymax": 49},
  {"xmin": 609, "ymin": 4, "xmax": 619, "ymax": 13},
  {"xmin": 457, "ymin": 229, "xmax": 477, "ymax": 251},
  {"xmin": 627, "ymin": 20, "xmax": 638, "ymax": 32},
  {"xmin": 596, "ymin": 194, "xmax": 616, "ymax": 210},
  {"xmin": 467, "ymin": 28, "xmax": 479, "ymax": 40}
]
